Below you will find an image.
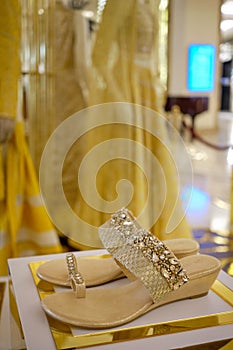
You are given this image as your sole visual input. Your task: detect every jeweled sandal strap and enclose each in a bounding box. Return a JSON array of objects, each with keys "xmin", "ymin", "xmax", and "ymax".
[
  {"xmin": 99, "ymin": 208, "xmax": 189, "ymax": 303},
  {"xmin": 66, "ymin": 253, "xmax": 86, "ymax": 298},
  {"xmin": 70, "ymin": 272, "xmax": 86, "ymax": 298},
  {"xmin": 66, "ymin": 253, "xmax": 77, "ymax": 278}
]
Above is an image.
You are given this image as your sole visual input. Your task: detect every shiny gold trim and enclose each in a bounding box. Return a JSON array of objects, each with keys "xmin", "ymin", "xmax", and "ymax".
[
  {"xmin": 227, "ymin": 261, "xmax": 233, "ymax": 277},
  {"xmin": 0, "ymin": 282, "xmax": 6, "ymax": 315},
  {"xmin": 29, "ymin": 261, "xmax": 233, "ymax": 350},
  {"xmin": 211, "ymin": 280, "xmax": 233, "ymax": 307},
  {"xmin": 53, "ymin": 312, "xmax": 233, "ymax": 349},
  {"xmin": 9, "ymin": 280, "xmax": 25, "ymax": 339}
]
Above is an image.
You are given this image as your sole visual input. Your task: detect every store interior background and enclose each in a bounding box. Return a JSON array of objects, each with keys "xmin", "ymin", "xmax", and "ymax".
[
  {"xmin": 168, "ymin": 0, "xmax": 233, "ymax": 276},
  {"xmin": 19, "ymin": 0, "xmax": 233, "ymax": 275}
]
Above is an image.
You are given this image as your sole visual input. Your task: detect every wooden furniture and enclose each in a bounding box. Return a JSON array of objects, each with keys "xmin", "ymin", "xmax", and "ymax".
[{"xmin": 165, "ymin": 96, "xmax": 209, "ymax": 139}]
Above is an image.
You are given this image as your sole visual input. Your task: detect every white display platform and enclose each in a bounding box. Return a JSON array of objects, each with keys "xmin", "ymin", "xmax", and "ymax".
[{"xmin": 8, "ymin": 250, "xmax": 233, "ymax": 350}]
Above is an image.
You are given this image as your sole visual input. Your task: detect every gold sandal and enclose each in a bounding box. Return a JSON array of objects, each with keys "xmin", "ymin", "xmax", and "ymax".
[
  {"xmin": 41, "ymin": 209, "xmax": 221, "ymax": 329},
  {"xmin": 37, "ymin": 210, "xmax": 199, "ymax": 287}
]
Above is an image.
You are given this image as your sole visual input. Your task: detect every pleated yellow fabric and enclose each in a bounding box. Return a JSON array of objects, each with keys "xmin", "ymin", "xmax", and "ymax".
[
  {"xmin": 70, "ymin": 0, "xmax": 192, "ymax": 246},
  {"xmin": 0, "ymin": 122, "xmax": 62, "ymax": 275},
  {"xmin": 0, "ymin": 147, "xmax": 4, "ymax": 201}
]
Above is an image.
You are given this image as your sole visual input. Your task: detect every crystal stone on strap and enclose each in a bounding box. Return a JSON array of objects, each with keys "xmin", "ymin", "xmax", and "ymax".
[
  {"xmin": 99, "ymin": 208, "xmax": 189, "ymax": 303},
  {"xmin": 66, "ymin": 253, "xmax": 86, "ymax": 298},
  {"xmin": 66, "ymin": 253, "xmax": 77, "ymax": 278}
]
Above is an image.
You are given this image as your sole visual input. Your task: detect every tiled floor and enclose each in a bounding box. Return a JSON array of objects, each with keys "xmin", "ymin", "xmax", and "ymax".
[{"xmin": 183, "ymin": 111, "xmax": 233, "ymax": 277}]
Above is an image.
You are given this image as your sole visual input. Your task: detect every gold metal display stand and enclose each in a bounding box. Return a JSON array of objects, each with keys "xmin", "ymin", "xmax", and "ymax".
[{"xmin": 29, "ymin": 259, "xmax": 233, "ymax": 350}]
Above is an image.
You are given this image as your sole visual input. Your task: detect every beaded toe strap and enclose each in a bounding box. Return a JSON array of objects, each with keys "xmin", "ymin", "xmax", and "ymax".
[
  {"xmin": 66, "ymin": 253, "xmax": 86, "ymax": 298},
  {"xmin": 99, "ymin": 208, "xmax": 189, "ymax": 303}
]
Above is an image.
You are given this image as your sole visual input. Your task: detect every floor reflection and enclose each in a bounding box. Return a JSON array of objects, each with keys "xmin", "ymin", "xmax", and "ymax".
[{"xmin": 183, "ymin": 111, "xmax": 233, "ymax": 277}]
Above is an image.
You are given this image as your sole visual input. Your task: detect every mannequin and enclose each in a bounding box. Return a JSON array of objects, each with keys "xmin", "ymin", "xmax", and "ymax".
[{"xmin": 67, "ymin": 0, "xmax": 193, "ymax": 248}]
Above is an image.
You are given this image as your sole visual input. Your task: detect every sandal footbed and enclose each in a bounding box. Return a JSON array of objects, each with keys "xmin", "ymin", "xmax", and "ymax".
[{"xmin": 41, "ymin": 254, "xmax": 221, "ymax": 329}]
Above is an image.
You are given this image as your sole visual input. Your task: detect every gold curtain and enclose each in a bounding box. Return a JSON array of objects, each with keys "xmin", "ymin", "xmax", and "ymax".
[{"xmin": 0, "ymin": 1, "xmax": 62, "ymax": 275}]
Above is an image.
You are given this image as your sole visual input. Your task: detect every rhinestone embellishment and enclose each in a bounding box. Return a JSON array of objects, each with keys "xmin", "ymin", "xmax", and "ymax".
[
  {"xmin": 66, "ymin": 253, "xmax": 86, "ymax": 298},
  {"xmin": 66, "ymin": 253, "xmax": 78, "ymax": 278},
  {"xmin": 110, "ymin": 208, "xmax": 189, "ymax": 291},
  {"xmin": 132, "ymin": 229, "xmax": 189, "ymax": 290}
]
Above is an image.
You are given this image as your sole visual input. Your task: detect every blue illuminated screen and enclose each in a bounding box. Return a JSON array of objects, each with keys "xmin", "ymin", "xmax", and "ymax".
[{"xmin": 187, "ymin": 44, "xmax": 215, "ymax": 92}]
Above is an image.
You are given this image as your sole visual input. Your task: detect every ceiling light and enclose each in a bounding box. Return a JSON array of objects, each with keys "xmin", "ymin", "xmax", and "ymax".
[
  {"xmin": 221, "ymin": 1, "xmax": 233, "ymax": 16},
  {"xmin": 82, "ymin": 10, "xmax": 94, "ymax": 18},
  {"xmin": 220, "ymin": 19, "xmax": 233, "ymax": 31}
]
